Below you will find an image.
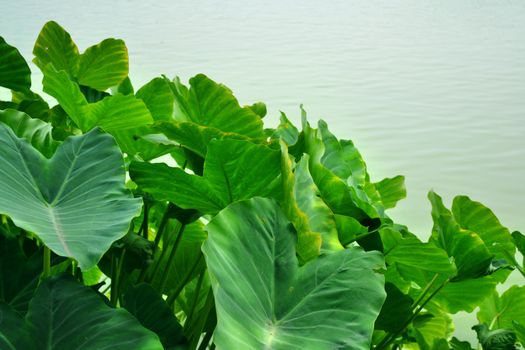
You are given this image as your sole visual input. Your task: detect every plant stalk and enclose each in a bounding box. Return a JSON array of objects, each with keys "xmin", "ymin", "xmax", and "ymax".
[
  {"xmin": 42, "ymin": 246, "xmax": 51, "ymax": 279},
  {"xmin": 159, "ymin": 223, "xmax": 186, "ymax": 291},
  {"xmin": 376, "ymin": 277, "xmax": 450, "ymax": 350}
]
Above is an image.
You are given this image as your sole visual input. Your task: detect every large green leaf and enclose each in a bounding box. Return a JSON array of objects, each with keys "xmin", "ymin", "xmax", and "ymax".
[
  {"xmin": 428, "ymin": 191, "xmax": 493, "ymax": 280},
  {"xmin": 203, "ymin": 198, "xmax": 386, "ymax": 349},
  {"xmin": 0, "ymin": 109, "xmax": 59, "ymax": 158},
  {"xmin": 130, "ymin": 139, "xmax": 282, "ymax": 215},
  {"xmin": 0, "ymin": 36, "xmax": 31, "ymax": 91},
  {"xmin": 0, "ymin": 275, "xmax": 163, "ymax": 349},
  {"xmin": 160, "ymin": 74, "xmax": 265, "ymax": 155},
  {"xmin": 75, "ymin": 38, "xmax": 128, "ymax": 91},
  {"xmin": 33, "ymin": 21, "xmax": 79, "ymax": 75},
  {"xmin": 0, "ymin": 124, "xmax": 142, "ymax": 269}
]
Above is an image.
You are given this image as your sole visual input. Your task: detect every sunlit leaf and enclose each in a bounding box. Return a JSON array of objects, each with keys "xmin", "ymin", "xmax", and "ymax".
[
  {"xmin": 33, "ymin": 21, "xmax": 79, "ymax": 75},
  {"xmin": 75, "ymin": 38, "xmax": 128, "ymax": 91},
  {"xmin": 203, "ymin": 198, "xmax": 386, "ymax": 350}
]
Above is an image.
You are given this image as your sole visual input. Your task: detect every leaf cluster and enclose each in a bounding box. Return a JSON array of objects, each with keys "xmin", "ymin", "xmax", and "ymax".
[{"xmin": 0, "ymin": 22, "xmax": 524, "ymax": 350}]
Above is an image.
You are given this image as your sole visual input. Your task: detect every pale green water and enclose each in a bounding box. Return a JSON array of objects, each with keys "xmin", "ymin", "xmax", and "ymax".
[{"xmin": 2, "ymin": 0, "xmax": 524, "ymax": 342}]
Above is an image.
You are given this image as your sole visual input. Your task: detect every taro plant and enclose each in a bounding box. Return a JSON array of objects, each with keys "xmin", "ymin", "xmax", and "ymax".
[{"xmin": 0, "ymin": 21, "xmax": 523, "ymax": 350}]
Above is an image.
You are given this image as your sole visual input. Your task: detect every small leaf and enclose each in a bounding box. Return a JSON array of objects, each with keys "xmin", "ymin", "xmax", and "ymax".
[
  {"xmin": 374, "ymin": 175, "xmax": 406, "ymax": 209},
  {"xmin": 136, "ymin": 77, "xmax": 174, "ymax": 121}
]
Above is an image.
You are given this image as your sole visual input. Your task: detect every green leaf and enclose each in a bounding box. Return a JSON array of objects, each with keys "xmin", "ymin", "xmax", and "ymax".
[
  {"xmin": 375, "ymin": 282, "xmax": 413, "ymax": 332},
  {"xmin": 0, "ymin": 125, "xmax": 142, "ymax": 269},
  {"xmin": 478, "ymin": 286, "xmax": 525, "ymax": 330},
  {"xmin": 272, "ymin": 112, "xmax": 299, "ymax": 146},
  {"xmin": 75, "ymin": 38, "xmax": 129, "ymax": 91},
  {"xmin": 131, "ymin": 139, "xmax": 282, "ymax": 215},
  {"xmin": 452, "ymin": 196, "xmax": 515, "ymax": 259},
  {"xmin": 149, "ymin": 221, "xmax": 207, "ymax": 295},
  {"xmin": 334, "ymin": 214, "xmax": 368, "ymax": 245},
  {"xmin": 318, "ymin": 119, "xmax": 367, "ymax": 185},
  {"xmin": 0, "ymin": 109, "xmax": 59, "ymax": 158},
  {"xmin": 33, "ymin": 21, "xmax": 79, "ymax": 75},
  {"xmin": 84, "ymin": 93, "xmax": 153, "ymax": 131},
  {"xmin": 0, "ymin": 36, "xmax": 31, "ymax": 91},
  {"xmin": 40, "ymin": 62, "xmax": 87, "ymax": 125},
  {"xmin": 155, "ymin": 120, "xmax": 255, "ymax": 157},
  {"xmin": 0, "ymin": 275, "xmax": 163, "ymax": 349},
  {"xmin": 373, "ymin": 175, "xmax": 407, "ymax": 209},
  {"xmin": 279, "ymin": 141, "xmax": 321, "ymax": 262},
  {"xmin": 203, "ymin": 198, "xmax": 386, "ymax": 350},
  {"xmin": 0, "ymin": 236, "xmax": 42, "ymax": 314},
  {"xmin": 450, "ymin": 337, "xmax": 475, "ymax": 350},
  {"xmin": 473, "ymin": 324, "xmax": 517, "ymax": 350},
  {"xmin": 512, "ymin": 321, "xmax": 525, "ymax": 346},
  {"xmin": 413, "ymin": 312, "xmax": 454, "ymax": 350},
  {"xmin": 0, "ymin": 302, "xmax": 26, "ymax": 350},
  {"xmin": 428, "ymin": 191, "xmax": 493, "ymax": 280},
  {"xmin": 161, "ymin": 74, "xmax": 265, "ymax": 155},
  {"xmin": 136, "ymin": 77, "xmax": 175, "ymax": 121},
  {"xmin": 431, "ymin": 271, "xmax": 505, "ymax": 314},
  {"xmin": 123, "ymin": 284, "xmax": 187, "ymax": 349}
]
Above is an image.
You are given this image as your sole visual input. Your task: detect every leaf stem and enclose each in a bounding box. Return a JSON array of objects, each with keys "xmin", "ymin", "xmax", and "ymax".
[
  {"xmin": 42, "ymin": 246, "xmax": 51, "ymax": 279},
  {"xmin": 159, "ymin": 223, "xmax": 186, "ymax": 291},
  {"xmin": 167, "ymin": 254, "xmax": 204, "ymax": 307},
  {"xmin": 184, "ymin": 270, "xmax": 205, "ymax": 332},
  {"xmin": 376, "ymin": 277, "xmax": 450, "ymax": 350}
]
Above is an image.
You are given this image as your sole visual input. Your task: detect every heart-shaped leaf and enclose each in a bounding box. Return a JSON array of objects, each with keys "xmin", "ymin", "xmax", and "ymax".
[
  {"xmin": 0, "ymin": 123, "xmax": 141, "ymax": 269},
  {"xmin": 203, "ymin": 197, "xmax": 386, "ymax": 349}
]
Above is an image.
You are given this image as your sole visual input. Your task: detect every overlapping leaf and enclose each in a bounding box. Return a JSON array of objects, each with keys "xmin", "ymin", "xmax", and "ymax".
[
  {"xmin": 0, "ymin": 36, "xmax": 31, "ymax": 91},
  {"xmin": 203, "ymin": 198, "xmax": 386, "ymax": 350},
  {"xmin": 0, "ymin": 124, "xmax": 141, "ymax": 269},
  {"xmin": 160, "ymin": 75, "xmax": 265, "ymax": 156},
  {"xmin": 0, "ymin": 109, "xmax": 58, "ymax": 158},
  {"xmin": 131, "ymin": 139, "xmax": 282, "ymax": 215},
  {"xmin": 0, "ymin": 275, "xmax": 163, "ymax": 349}
]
